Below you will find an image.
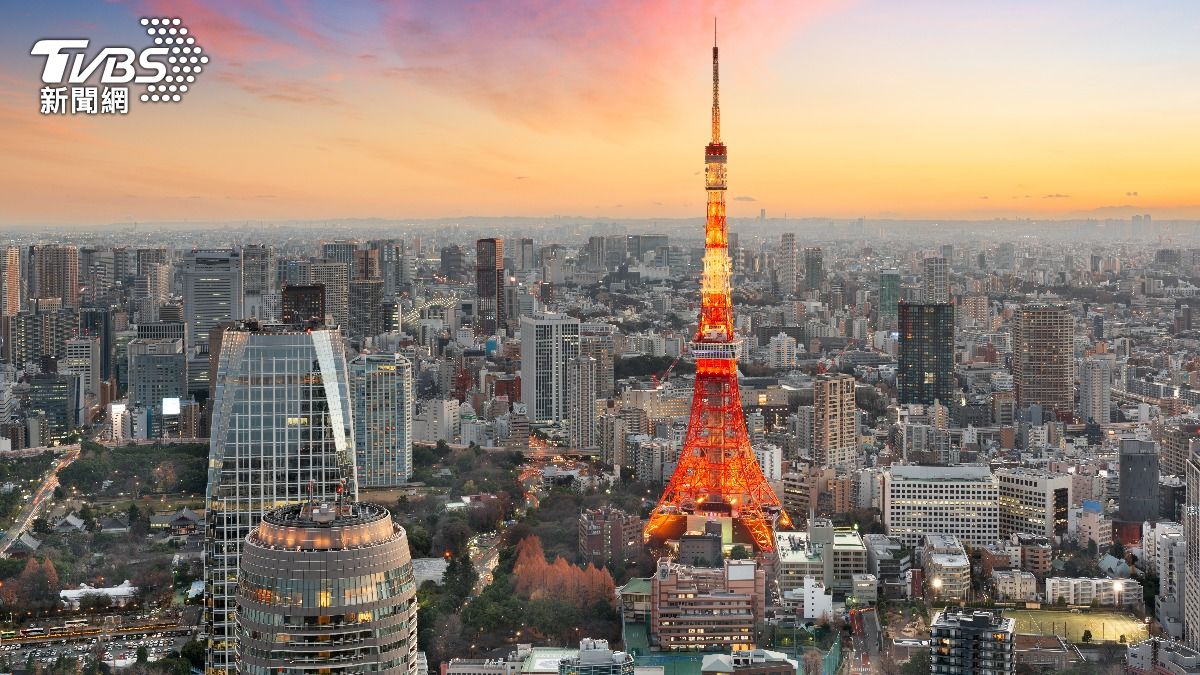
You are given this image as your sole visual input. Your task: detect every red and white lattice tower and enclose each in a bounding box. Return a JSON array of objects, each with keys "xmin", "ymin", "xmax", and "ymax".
[{"xmin": 644, "ymin": 25, "xmax": 790, "ymax": 552}]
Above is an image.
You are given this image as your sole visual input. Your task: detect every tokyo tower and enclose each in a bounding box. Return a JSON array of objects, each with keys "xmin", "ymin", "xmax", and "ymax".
[{"xmin": 644, "ymin": 24, "xmax": 790, "ymax": 553}]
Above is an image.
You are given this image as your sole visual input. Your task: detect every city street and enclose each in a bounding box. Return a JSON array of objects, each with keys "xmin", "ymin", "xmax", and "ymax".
[{"xmin": 0, "ymin": 445, "xmax": 79, "ymax": 556}]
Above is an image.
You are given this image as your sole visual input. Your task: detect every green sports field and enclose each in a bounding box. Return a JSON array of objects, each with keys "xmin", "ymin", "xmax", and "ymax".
[{"xmin": 1003, "ymin": 609, "xmax": 1148, "ymax": 643}]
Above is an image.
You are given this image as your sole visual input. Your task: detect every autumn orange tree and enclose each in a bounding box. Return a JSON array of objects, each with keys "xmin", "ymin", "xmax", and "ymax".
[{"xmin": 512, "ymin": 535, "xmax": 616, "ymax": 609}]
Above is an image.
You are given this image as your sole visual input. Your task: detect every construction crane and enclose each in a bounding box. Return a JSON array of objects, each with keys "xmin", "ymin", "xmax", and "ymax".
[{"xmin": 651, "ymin": 354, "xmax": 683, "ymax": 389}]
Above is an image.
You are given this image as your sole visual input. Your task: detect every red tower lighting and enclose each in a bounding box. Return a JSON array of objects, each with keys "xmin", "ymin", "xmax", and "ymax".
[{"xmin": 644, "ymin": 24, "xmax": 789, "ymax": 553}]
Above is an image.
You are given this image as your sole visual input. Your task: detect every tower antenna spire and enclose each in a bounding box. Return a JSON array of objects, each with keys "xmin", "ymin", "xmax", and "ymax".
[{"xmin": 711, "ymin": 18, "xmax": 720, "ymax": 143}]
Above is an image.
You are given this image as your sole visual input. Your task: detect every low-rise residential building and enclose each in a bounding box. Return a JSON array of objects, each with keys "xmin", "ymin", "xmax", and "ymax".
[
  {"xmin": 700, "ymin": 649, "xmax": 797, "ymax": 675},
  {"xmin": 578, "ymin": 506, "xmax": 641, "ymax": 567},
  {"xmin": 923, "ymin": 534, "xmax": 971, "ymax": 602},
  {"xmin": 1043, "ymin": 577, "xmax": 1141, "ymax": 608},
  {"xmin": 1126, "ymin": 638, "xmax": 1200, "ymax": 675},
  {"xmin": 991, "ymin": 569, "xmax": 1038, "ymax": 602}
]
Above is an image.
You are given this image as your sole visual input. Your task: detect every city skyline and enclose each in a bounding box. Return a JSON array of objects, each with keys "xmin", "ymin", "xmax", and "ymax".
[{"xmin": 5, "ymin": 1, "xmax": 1200, "ymax": 227}]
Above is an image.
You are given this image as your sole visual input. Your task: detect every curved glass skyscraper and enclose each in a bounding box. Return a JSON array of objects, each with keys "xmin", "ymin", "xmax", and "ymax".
[{"xmin": 205, "ymin": 324, "xmax": 357, "ymax": 673}]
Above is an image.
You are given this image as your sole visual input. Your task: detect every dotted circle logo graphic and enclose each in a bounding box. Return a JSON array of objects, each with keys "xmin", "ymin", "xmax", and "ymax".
[{"xmin": 138, "ymin": 17, "xmax": 207, "ymax": 103}]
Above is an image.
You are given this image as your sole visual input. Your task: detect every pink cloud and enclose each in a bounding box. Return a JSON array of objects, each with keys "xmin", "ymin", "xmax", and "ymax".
[{"xmin": 376, "ymin": 0, "xmax": 845, "ymax": 132}]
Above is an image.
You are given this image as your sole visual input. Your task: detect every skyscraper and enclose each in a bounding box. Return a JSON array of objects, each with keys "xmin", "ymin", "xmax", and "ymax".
[
  {"xmin": 240, "ymin": 244, "xmax": 276, "ymax": 321},
  {"xmin": 63, "ymin": 335, "xmax": 101, "ymax": 400},
  {"xmin": 306, "ymin": 261, "xmax": 350, "ymax": 328},
  {"xmin": 321, "ymin": 239, "xmax": 358, "ymax": 281},
  {"xmin": 127, "ymin": 338, "xmax": 187, "ymax": 435},
  {"xmin": 29, "ymin": 244, "xmax": 80, "ymax": 307},
  {"xmin": 78, "ymin": 306, "xmax": 116, "ymax": 381},
  {"xmin": 476, "ymin": 238, "xmax": 505, "ymax": 336},
  {"xmin": 281, "ymin": 284, "xmax": 325, "ymax": 329},
  {"xmin": 204, "ymin": 324, "xmax": 356, "ymax": 673},
  {"xmin": 520, "ymin": 312, "xmax": 579, "ymax": 423},
  {"xmin": 348, "ymin": 277, "xmax": 384, "ymax": 339},
  {"xmin": 813, "ymin": 373, "xmax": 858, "ymax": 468},
  {"xmin": 645, "ymin": 32, "xmax": 786, "ymax": 552},
  {"xmin": 567, "ymin": 355, "xmax": 598, "ymax": 449},
  {"xmin": 922, "ymin": 255, "xmax": 949, "ymax": 304},
  {"xmin": 182, "ymin": 249, "xmax": 243, "ymax": 350},
  {"xmin": 877, "ymin": 268, "xmax": 899, "ymax": 330},
  {"xmin": 778, "ymin": 233, "xmax": 797, "ymax": 296},
  {"xmin": 803, "ymin": 247, "xmax": 823, "ymax": 292},
  {"xmin": 0, "ymin": 245, "xmax": 19, "ymax": 317},
  {"xmin": 1012, "ymin": 304, "xmax": 1074, "ymax": 414},
  {"xmin": 897, "ymin": 302, "xmax": 954, "ymax": 406},
  {"xmin": 350, "ymin": 353, "xmax": 414, "ymax": 486},
  {"xmin": 1183, "ymin": 444, "xmax": 1200, "ymax": 649},
  {"xmin": 1078, "ymin": 357, "xmax": 1113, "ymax": 423},
  {"xmin": 236, "ymin": 502, "xmax": 420, "ymax": 675}
]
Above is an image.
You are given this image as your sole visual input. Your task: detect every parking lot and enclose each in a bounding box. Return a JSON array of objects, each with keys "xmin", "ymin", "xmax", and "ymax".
[{"xmin": 1, "ymin": 632, "xmax": 188, "ymax": 669}]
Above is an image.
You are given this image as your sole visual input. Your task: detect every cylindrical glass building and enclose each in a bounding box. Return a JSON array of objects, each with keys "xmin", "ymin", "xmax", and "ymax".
[{"xmin": 236, "ymin": 502, "xmax": 418, "ymax": 674}]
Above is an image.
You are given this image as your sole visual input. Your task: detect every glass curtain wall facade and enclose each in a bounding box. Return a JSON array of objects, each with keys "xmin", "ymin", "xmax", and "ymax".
[{"xmin": 204, "ymin": 325, "xmax": 356, "ymax": 674}]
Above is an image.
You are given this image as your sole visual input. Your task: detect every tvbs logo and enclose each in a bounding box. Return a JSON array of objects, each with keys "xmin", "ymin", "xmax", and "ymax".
[{"xmin": 31, "ymin": 17, "xmax": 207, "ymax": 115}]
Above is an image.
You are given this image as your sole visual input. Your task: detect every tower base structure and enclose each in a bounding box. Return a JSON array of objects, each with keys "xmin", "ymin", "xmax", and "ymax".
[{"xmin": 646, "ymin": 350, "xmax": 790, "ymax": 553}]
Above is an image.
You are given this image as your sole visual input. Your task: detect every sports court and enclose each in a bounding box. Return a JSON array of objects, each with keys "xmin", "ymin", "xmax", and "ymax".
[{"xmin": 1003, "ymin": 609, "xmax": 1148, "ymax": 643}]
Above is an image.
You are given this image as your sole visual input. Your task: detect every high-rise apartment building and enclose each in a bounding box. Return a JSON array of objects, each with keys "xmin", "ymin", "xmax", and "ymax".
[
  {"xmin": 1078, "ymin": 357, "xmax": 1113, "ymax": 424},
  {"xmin": 1162, "ymin": 424, "xmax": 1200, "ymax": 478},
  {"xmin": 476, "ymin": 238, "xmax": 505, "ymax": 336},
  {"xmin": 520, "ymin": 312, "xmax": 580, "ymax": 423},
  {"xmin": 1012, "ymin": 304, "xmax": 1074, "ymax": 413},
  {"xmin": 812, "ymin": 373, "xmax": 857, "ymax": 468},
  {"xmin": 777, "ymin": 233, "xmax": 797, "ymax": 296},
  {"xmin": 580, "ymin": 323, "xmax": 617, "ymax": 398},
  {"xmin": 0, "ymin": 245, "xmax": 20, "ymax": 316},
  {"xmin": 29, "ymin": 244, "xmax": 80, "ymax": 307},
  {"xmin": 321, "ymin": 240, "xmax": 357, "ymax": 281},
  {"xmin": 802, "ymin": 247, "xmax": 823, "ymax": 292},
  {"xmin": 923, "ymin": 256, "xmax": 949, "ymax": 304},
  {"xmin": 348, "ymin": 277, "xmax": 384, "ymax": 339},
  {"xmin": 877, "ymin": 268, "xmax": 899, "ymax": 330},
  {"xmin": 882, "ymin": 465, "xmax": 999, "ymax": 548},
  {"xmin": 204, "ymin": 325, "xmax": 356, "ymax": 673},
  {"xmin": 897, "ymin": 302, "xmax": 955, "ymax": 406},
  {"xmin": 183, "ymin": 249, "xmax": 243, "ymax": 350},
  {"xmin": 240, "ymin": 244, "xmax": 276, "ymax": 321},
  {"xmin": 350, "ymin": 353, "xmax": 413, "ymax": 487},
  {"xmin": 567, "ymin": 355, "xmax": 598, "ymax": 449},
  {"xmin": 994, "ymin": 468, "xmax": 1071, "ymax": 538},
  {"xmin": 305, "ymin": 261, "xmax": 349, "ymax": 328},
  {"xmin": 1186, "ymin": 443, "xmax": 1200, "ymax": 649},
  {"xmin": 236, "ymin": 502, "xmax": 419, "ymax": 675},
  {"xmin": 930, "ymin": 608, "xmax": 1015, "ymax": 675},
  {"xmin": 768, "ymin": 332, "xmax": 798, "ymax": 369}
]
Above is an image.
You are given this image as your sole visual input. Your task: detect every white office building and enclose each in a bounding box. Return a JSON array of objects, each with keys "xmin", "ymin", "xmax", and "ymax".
[
  {"xmin": 882, "ymin": 465, "xmax": 999, "ymax": 548},
  {"xmin": 182, "ymin": 249, "xmax": 243, "ymax": 349},
  {"xmin": 995, "ymin": 467, "xmax": 1071, "ymax": 539},
  {"xmin": 520, "ymin": 312, "xmax": 580, "ymax": 423}
]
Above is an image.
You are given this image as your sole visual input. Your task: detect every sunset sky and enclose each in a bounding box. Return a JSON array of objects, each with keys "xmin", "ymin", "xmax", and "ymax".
[{"xmin": 3, "ymin": 1, "xmax": 1199, "ymax": 227}]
